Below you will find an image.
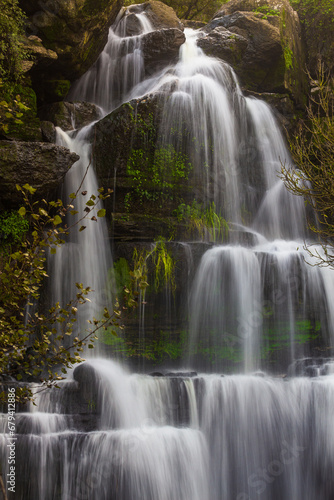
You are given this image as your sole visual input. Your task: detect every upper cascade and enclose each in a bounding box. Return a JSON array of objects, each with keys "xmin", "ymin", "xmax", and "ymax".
[{"xmin": 47, "ymin": 7, "xmax": 334, "ymax": 371}]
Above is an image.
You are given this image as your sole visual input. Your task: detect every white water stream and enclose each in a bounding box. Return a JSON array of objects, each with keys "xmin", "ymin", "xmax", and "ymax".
[{"xmin": 2, "ymin": 7, "xmax": 334, "ymax": 500}]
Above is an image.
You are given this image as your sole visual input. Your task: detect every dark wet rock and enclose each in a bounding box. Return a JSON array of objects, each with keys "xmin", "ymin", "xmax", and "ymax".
[
  {"xmin": 21, "ymin": 35, "xmax": 58, "ymax": 73},
  {"xmin": 288, "ymin": 358, "xmax": 334, "ymax": 377},
  {"xmin": 20, "ymin": 0, "xmax": 123, "ymax": 81},
  {"xmin": 39, "ymin": 101, "xmax": 102, "ymax": 131},
  {"xmin": 198, "ymin": 26, "xmax": 248, "ymax": 66},
  {"xmin": 166, "ymin": 371, "xmax": 198, "ymax": 377},
  {"xmin": 40, "ymin": 120, "xmax": 56, "ymax": 142},
  {"xmin": 202, "ymin": 11, "xmax": 285, "ymax": 93},
  {"xmin": 141, "ymin": 28, "xmax": 186, "ymax": 74},
  {"xmin": 126, "ymin": 1, "xmax": 183, "ymax": 33},
  {"xmin": 0, "ymin": 141, "xmax": 79, "ymax": 207},
  {"xmin": 202, "ymin": 0, "xmax": 307, "ymax": 106}
]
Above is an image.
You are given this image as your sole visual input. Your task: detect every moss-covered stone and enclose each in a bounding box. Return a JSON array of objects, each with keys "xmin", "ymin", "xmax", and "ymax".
[
  {"xmin": 2, "ymin": 84, "xmax": 42, "ymax": 142},
  {"xmin": 0, "ymin": 141, "xmax": 79, "ymax": 208},
  {"xmin": 205, "ymin": 0, "xmax": 308, "ymax": 106},
  {"xmin": 21, "ymin": 0, "xmax": 123, "ymax": 86},
  {"xmin": 94, "ymin": 94, "xmax": 199, "ymax": 222},
  {"xmin": 39, "ymin": 101, "xmax": 102, "ymax": 130}
]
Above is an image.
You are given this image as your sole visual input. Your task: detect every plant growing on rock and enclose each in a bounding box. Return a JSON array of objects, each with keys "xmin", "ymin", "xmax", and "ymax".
[
  {"xmin": 0, "ymin": 0, "xmax": 28, "ymax": 86},
  {"xmin": 174, "ymin": 200, "xmax": 229, "ymax": 242}
]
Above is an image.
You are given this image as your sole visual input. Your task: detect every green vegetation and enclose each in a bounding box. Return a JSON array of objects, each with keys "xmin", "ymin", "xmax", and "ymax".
[
  {"xmin": 282, "ymin": 65, "xmax": 334, "ymax": 266},
  {"xmin": 174, "ymin": 201, "xmax": 229, "ymax": 242},
  {"xmin": 0, "ymin": 0, "xmax": 28, "ymax": 87},
  {"xmin": 0, "ymin": 0, "xmax": 39, "ymax": 137},
  {"xmin": 99, "ymin": 329, "xmax": 187, "ymax": 363},
  {"xmin": 254, "ymin": 5, "xmax": 280, "ymax": 19},
  {"xmin": 123, "ymin": 0, "xmax": 227, "ymax": 21},
  {"xmin": 0, "ymin": 184, "xmax": 119, "ymax": 403},
  {"xmin": 261, "ymin": 320, "xmax": 321, "ymax": 360},
  {"xmin": 0, "ymin": 210, "xmax": 29, "ymax": 249},
  {"xmin": 283, "ymin": 46, "xmax": 293, "ymax": 70},
  {"xmin": 288, "ymin": 0, "xmax": 334, "ymax": 74},
  {"xmin": 127, "ymin": 144, "xmax": 192, "ymax": 207},
  {"xmin": 130, "ymin": 239, "xmax": 177, "ymax": 295}
]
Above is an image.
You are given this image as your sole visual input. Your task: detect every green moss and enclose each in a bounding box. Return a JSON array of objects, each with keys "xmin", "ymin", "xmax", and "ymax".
[
  {"xmin": 283, "ymin": 46, "xmax": 294, "ymax": 70},
  {"xmin": 99, "ymin": 329, "xmax": 187, "ymax": 363},
  {"xmin": 254, "ymin": 5, "xmax": 280, "ymax": 19},
  {"xmin": 41, "ymin": 18, "xmax": 68, "ymax": 43},
  {"xmin": 174, "ymin": 200, "xmax": 229, "ymax": 243},
  {"xmin": 1, "ymin": 83, "xmax": 41, "ymax": 140},
  {"xmin": 126, "ymin": 144, "xmax": 192, "ymax": 207},
  {"xmin": 261, "ymin": 320, "xmax": 321, "ymax": 360},
  {"xmin": 50, "ymin": 80, "xmax": 71, "ymax": 99},
  {"xmin": 111, "ymin": 257, "xmax": 132, "ymax": 295},
  {"xmin": 0, "ymin": 210, "xmax": 29, "ymax": 251},
  {"xmin": 82, "ymin": 0, "xmax": 110, "ymax": 16}
]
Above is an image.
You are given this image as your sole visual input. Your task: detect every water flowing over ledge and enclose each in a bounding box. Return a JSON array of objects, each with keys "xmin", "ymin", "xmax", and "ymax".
[{"xmin": 3, "ymin": 5, "xmax": 334, "ymax": 499}]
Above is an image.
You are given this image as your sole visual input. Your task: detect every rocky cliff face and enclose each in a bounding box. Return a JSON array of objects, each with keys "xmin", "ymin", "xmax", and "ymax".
[
  {"xmin": 20, "ymin": 0, "xmax": 123, "ymax": 103},
  {"xmin": 0, "ymin": 141, "xmax": 79, "ymax": 208},
  {"xmin": 199, "ymin": 0, "xmax": 307, "ymax": 106}
]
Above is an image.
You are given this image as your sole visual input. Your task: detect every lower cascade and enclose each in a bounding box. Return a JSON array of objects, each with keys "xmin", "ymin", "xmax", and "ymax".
[
  {"xmin": 2, "ymin": 5, "xmax": 334, "ymax": 500},
  {"xmin": 2, "ymin": 359, "xmax": 334, "ymax": 499}
]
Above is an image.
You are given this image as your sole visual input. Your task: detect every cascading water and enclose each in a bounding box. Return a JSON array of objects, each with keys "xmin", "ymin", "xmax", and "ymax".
[
  {"xmin": 2, "ymin": 7, "xmax": 334, "ymax": 500},
  {"xmin": 2, "ymin": 359, "xmax": 334, "ymax": 499}
]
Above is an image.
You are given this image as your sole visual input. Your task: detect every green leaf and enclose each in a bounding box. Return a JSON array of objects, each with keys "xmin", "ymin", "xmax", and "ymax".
[
  {"xmin": 23, "ymin": 184, "xmax": 37, "ymax": 194},
  {"xmin": 86, "ymin": 200, "xmax": 95, "ymax": 207},
  {"xmin": 69, "ymin": 193, "xmax": 76, "ymax": 199},
  {"xmin": 50, "ymin": 247, "xmax": 57, "ymax": 255},
  {"xmin": 18, "ymin": 206, "xmax": 26, "ymax": 217},
  {"xmin": 39, "ymin": 208, "xmax": 48, "ymax": 217},
  {"xmin": 97, "ymin": 209, "xmax": 106, "ymax": 218},
  {"xmin": 53, "ymin": 215, "xmax": 62, "ymax": 225}
]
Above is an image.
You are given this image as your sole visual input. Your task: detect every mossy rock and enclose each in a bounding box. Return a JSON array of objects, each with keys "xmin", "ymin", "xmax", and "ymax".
[
  {"xmin": 2, "ymin": 84, "xmax": 42, "ymax": 142},
  {"xmin": 22, "ymin": 0, "xmax": 123, "ymax": 85},
  {"xmin": 94, "ymin": 94, "xmax": 199, "ymax": 221},
  {"xmin": 39, "ymin": 101, "xmax": 102, "ymax": 130},
  {"xmin": 0, "ymin": 141, "xmax": 79, "ymax": 208},
  {"xmin": 205, "ymin": 0, "xmax": 308, "ymax": 106}
]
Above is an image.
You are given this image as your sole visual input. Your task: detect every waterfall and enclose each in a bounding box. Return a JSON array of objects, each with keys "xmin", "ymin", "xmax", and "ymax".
[
  {"xmin": 4, "ymin": 7, "xmax": 334, "ymax": 500},
  {"xmin": 2, "ymin": 360, "xmax": 334, "ymax": 499},
  {"xmin": 50, "ymin": 125, "xmax": 113, "ymax": 341},
  {"xmin": 49, "ymin": 8, "xmax": 156, "ymax": 346}
]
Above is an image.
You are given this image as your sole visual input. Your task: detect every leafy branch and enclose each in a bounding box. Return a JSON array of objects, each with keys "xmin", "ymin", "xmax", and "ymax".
[
  {"xmin": 281, "ymin": 64, "xmax": 334, "ymax": 266},
  {"xmin": 0, "ymin": 183, "xmax": 116, "ymax": 403}
]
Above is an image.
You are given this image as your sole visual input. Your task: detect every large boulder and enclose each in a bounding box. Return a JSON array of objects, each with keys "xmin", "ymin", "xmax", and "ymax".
[
  {"xmin": 20, "ymin": 0, "xmax": 123, "ymax": 95},
  {"xmin": 199, "ymin": 0, "xmax": 307, "ymax": 106},
  {"xmin": 0, "ymin": 141, "xmax": 79, "ymax": 207},
  {"xmin": 39, "ymin": 101, "xmax": 102, "ymax": 131},
  {"xmin": 121, "ymin": 0, "xmax": 183, "ymax": 36},
  {"xmin": 20, "ymin": 35, "xmax": 58, "ymax": 73},
  {"xmin": 141, "ymin": 28, "xmax": 186, "ymax": 74},
  {"xmin": 200, "ymin": 11, "xmax": 285, "ymax": 92},
  {"xmin": 93, "ymin": 93, "xmax": 196, "ymax": 223}
]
